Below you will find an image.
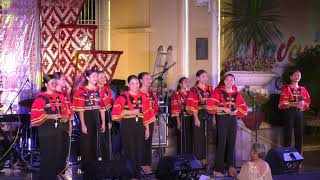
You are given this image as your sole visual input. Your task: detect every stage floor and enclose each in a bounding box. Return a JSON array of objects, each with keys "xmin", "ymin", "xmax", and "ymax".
[
  {"xmin": 2, "ymin": 169, "xmax": 320, "ymax": 180},
  {"xmin": 1, "ymin": 128, "xmax": 320, "ymax": 180},
  {"xmin": 1, "ymin": 150, "xmax": 320, "ymax": 180}
]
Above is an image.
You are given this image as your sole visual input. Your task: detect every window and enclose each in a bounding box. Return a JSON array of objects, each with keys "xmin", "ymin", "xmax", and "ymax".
[{"xmin": 79, "ymin": 0, "xmax": 109, "ymax": 50}]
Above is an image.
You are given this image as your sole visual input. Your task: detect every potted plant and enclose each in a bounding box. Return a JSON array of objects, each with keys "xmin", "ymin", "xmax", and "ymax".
[
  {"xmin": 222, "ymin": 56, "xmax": 278, "ymax": 87},
  {"xmin": 240, "ymin": 87, "xmax": 269, "ymax": 130},
  {"xmin": 221, "ymin": 0, "xmax": 283, "ymax": 87}
]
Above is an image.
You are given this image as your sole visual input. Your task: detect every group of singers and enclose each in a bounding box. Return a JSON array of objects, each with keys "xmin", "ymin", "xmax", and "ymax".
[{"xmin": 30, "ymin": 68, "xmax": 311, "ymax": 179}]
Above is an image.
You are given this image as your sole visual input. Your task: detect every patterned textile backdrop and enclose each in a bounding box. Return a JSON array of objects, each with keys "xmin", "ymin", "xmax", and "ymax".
[
  {"xmin": 75, "ymin": 50, "xmax": 123, "ymax": 83},
  {"xmin": 40, "ymin": 0, "xmax": 123, "ymax": 93},
  {"xmin": 71, "ymin": 50, "xmax": 122, "ymax": 96},
  {"xmin": 40, "ymin": 0, "xmax": 85, "ymax": 74},
  {"xmin": 58, "ymin": 24, "xmax": 96, "ymax": 91},
  {"xmin": 0, "ymin": 0, "xmax": 38, "ymax": 114}
]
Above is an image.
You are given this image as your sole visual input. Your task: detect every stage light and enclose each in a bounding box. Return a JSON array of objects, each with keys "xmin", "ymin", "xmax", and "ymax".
[
  {"xmin": 0, "ymin": 0, "xmax": 11, "ymax": 9},
  {"xmin": 4, "ymin": 15, "xmax": 14, "ymax": 25}
]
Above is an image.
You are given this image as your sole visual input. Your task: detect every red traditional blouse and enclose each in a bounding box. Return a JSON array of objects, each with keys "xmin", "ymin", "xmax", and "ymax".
[
  {"xmin": 112, "ymin": 91, "xmax": 156, "ymax": 126},
  {"xmin": 171, "ymin": 91, "xmax": 188, "ymax": 117},
  {"xmin": 72, "ymin": 86, "xmax": 106, "ymax": 112},
  {"xmin": 186, "ymin": 84, "xmax": 215, "ymax": 115},
  {"xmin": 31, "ymin": 92, "xmax": 69, "ymax": 126},
  {"xmin": 140, "ymin": 88, "xmax": 159, "ymax": 114},
  {"xmin": 99, "ymin": 85, "xmax": 113, "ymax": 110},
  {"xmin": 278, "ymin": 85, "xmax": 311, "ymax": 111},
  {"xmin": 56, "ymin": 88, "xmax": 74, "ymax": 121},
  {"xmin": 209, "ymin": 85, "xmax": 247, "ymax": 118}
]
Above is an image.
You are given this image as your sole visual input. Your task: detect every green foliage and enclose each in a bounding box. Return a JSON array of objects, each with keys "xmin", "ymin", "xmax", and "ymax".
[
  {"xmin": 240, "ymin": 91, "xmax": 269, "ymax": 112},
  {"xmin": 222, "ymin": 56, "xmax": 276, "ymax": 73},
  {"xmin": 222, "ymin": 0, "xmax": 283, "ymax": 58}
]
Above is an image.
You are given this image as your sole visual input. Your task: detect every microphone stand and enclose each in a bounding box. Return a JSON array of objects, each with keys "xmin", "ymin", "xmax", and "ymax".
[
  {"xmin": 151, "ymin": 62, "xmax": 176, "ymax": 157},
  {"xmin": 179, "ymin": 114, "xmax": 185, "ymax": 155},
  {"xmin": 106, "ymin": 109, "xmax": 113, "ymax": 160},
  {"xmin": 3, "ymin": 78, "xmax": 29, "ymax": 169},
  {"xmin": 149, "ymin": 93, "xmax": 167, "ymax": 158},
  {"xmin": 176, "ymin": 93, "xmax": 187, "ymax": 155},
  {"xmin": 246, "ymin": 87, "xmax": 258, "ymax": 142},
  {"xmin": 253, "ymin": 93, "xmax": 257, "ymax": 142},
  {"xmin": 95, "ymin": 87, "xmax": 113, "ymax": 162},
  {"xmin": 194, "ymin": 87, "xmax": 210, "ymax": 168},
  {"xmin": 96, "ymin": 109, "xmax": 102, "ymax": 161},
  {"xmin": 4, "ymin": 78, "xmax": 29, "ymax": 115},
  {"xmin": 202, "ymin": 105, "xmax": 210, "ymax": 168},
  {"xmin": 91, "ymin": 93, "xmax": 103, "ymax": 162}
]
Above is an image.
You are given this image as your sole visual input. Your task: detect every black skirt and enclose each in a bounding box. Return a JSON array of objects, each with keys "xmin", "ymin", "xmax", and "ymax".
[
  {"xmin": 177, "ymin": 115, "xmax": 193, "ymax": 155},
  {"xmin": 59, "ymin": 122, "xmax": 70, "ymax": 174},
  {"xmin": 38, "ymin": 120, "xmax": 69, "ymax": 180},
  {"xmin": 120, "ymin": 118, "xmax": 145, "ymax": 173},
  {"xmin": 100, "ymin": 110, "xmax": 112, "ymax": 160},
  {"xmin": 193, "ymin": 109, "xmax": 212, "ymax": 160},
  {"xmin": 142, "ymin": 122, "xmax": 154, "ymax": 166},
  {"xmin": 80, "ymin": 109, "xmax": 101, "ymax": 167},
  {"xmin": 283, "ymin": 107, "xmax": 304, "ymax": 153},
  {"xmin": 214, "ymin": 114, "xmax": 237, "ymax": 172}
]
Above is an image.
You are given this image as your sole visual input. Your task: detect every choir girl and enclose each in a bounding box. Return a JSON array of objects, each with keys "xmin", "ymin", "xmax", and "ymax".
[
  {"xmin": 112, "ymin": 75, "xmax": 155, "ymax": 177},
  {"xmin": 211, "ymin": 73, "xmax": 247, "ymax": 177},
  {"xmin": 31, "ymin": 74, "xmax": 71, "ymax": 180},
  {"xmin": 72, "ymin": 69, "xmax": 106, "ymax": 169},
  {"xmin": 278, "ymin": 69, "xmax": 311, "ymax": 154},
  {"xmin": 186, "ymin": 70, "xmax": 215, "ymax": 164},
  {"xmin": 171, "ymin": 77, "xmax": 193, "ymax": 154}
]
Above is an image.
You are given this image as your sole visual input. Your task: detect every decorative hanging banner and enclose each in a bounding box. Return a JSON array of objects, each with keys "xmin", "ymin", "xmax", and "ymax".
[
  {"xmin": 75, "ymin": 50, "xmax": 123, "ymax": 83},
  {"xmin": 40, "ymin": 0, "xmax": 85, "ymax": 74},
  {"xmin": 57, "ymin": 24, "xmax": 96, "ymax": 91},
  {"xmin": 0, "ymin": 0, "xmax": 38, "ymax": 114}
]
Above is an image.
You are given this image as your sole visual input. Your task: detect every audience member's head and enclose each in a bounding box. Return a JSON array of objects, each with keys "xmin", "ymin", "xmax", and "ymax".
[{"xmin": 251, "ymin": 142, "xmax": 268, "ymax": 159}]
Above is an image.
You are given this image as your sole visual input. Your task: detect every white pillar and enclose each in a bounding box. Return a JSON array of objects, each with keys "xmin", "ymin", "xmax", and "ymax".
[
  {"xmin": 182, "ymin": 0, "xmax": 189, "ymax": 78},
  {"xmin": 211, "ymin": 0, "xmax": 220, "ymax": 86}
]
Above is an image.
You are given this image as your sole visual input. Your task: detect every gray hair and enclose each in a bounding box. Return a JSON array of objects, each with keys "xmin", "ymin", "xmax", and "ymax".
[{"xmin": 252, "ymin": 142, "xmax": 268, "ymax": 159}]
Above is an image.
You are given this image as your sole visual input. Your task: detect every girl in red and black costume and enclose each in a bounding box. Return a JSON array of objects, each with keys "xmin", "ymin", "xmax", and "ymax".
[
  {"xmin": 97, "ymin": 70, "xmax": 114, "ymax": 160},
  {"xmin": 72, "ymin": 69, "xmax": 106, "ymax": 169},
  {"xmin": 138, "ymin": 72, "xmax": 159, "ymax": 173},
  {"xmin": 171, "ymin": 77, "xmax": 193, "ymax": 154},
  {"xmin": 210, "ymin": 73, "xmax": 247, "ymax": 177},
  {"xmin": 97, "ymin": 70, "xmax": 113, "ymax": 111},
  {"xmin": 53, "ymin": 72, "xmax": 73, "ymax": 132},
  {"xmin": 186, "ymin": 70, "xmax": 215, "ymax": 163},
  {"xmin": 278, "ymin": 69, "xmax": 311, "ymax": 154},
  {"xmin": 31, "ymin": 75, "xmax": 71, "ymax": 180},
  {"xmin": 53, "ymin": 72, "xmax": 74, "ymax": 174},
  {"xmin": 112, "ymin": 75, "xmax": 155, "ymax": 177}
]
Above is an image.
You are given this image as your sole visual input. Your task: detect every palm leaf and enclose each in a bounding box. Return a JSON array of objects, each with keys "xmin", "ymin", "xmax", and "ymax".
[{"xmin": 222, "ymin": 0, "xmax": 283, "ymax": 58}]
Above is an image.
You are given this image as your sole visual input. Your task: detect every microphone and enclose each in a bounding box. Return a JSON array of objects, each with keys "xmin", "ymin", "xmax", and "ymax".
[
  {"xmin": 163, "ymin": 61, "xmax": 168, "ymax": 71},
  {"xmin": 243, "ymin": 85, "xmax": 250, "ymax": 92},
  {"xmin": 26, "ymin": 78, "xmax": 30, "ymax": 82}
]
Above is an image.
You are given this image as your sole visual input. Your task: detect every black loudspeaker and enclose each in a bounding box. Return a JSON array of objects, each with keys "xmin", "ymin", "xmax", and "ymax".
[
  {"xmin": 156, "ymin": 154, "xmax": 203, "ymax": 180},
  {"xmin": 110, "ymin": 79, "xmax": 126, "ymax": 86},
  {"xmin": 265, "ymin": 147, "xmax": 304, "ymax": 175},
  {"xmin": 83, "ymin": 160, "xmax": 140, "ymax": 180}
]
